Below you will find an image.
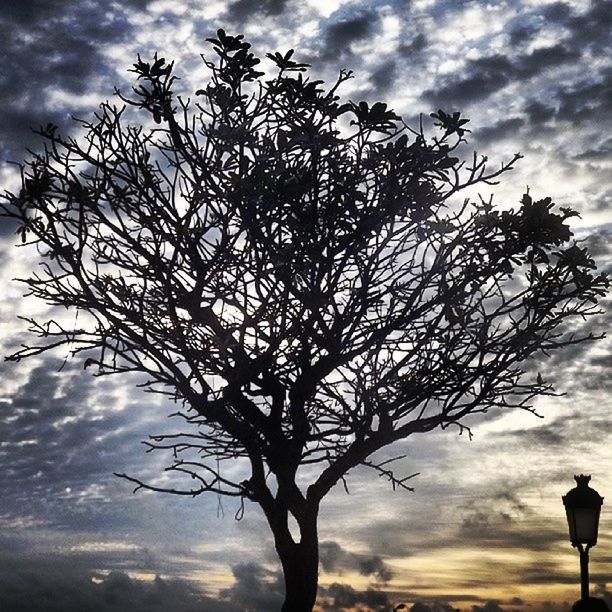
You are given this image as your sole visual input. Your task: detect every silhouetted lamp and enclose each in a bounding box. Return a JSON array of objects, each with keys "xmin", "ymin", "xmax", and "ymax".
[{"xmin": 562, "ymin": 475, "xmax": 604, "ymax": 601}]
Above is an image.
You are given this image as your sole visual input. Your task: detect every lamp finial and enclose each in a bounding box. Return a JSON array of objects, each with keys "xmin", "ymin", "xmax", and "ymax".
[{"xmin": 575, "ymin": 475, "xmax": 592, "ymax": 488}]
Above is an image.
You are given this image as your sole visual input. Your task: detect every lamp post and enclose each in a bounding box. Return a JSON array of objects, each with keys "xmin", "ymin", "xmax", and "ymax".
[{"xmin": 562, "ymin": 475, "xmax": 604, "ymax": 601}]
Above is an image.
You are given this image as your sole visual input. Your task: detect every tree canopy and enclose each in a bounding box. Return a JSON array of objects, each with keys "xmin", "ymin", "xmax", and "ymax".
[{"xmin": 1, "ymin": 30, "xmax": 608, "ymax": 611}]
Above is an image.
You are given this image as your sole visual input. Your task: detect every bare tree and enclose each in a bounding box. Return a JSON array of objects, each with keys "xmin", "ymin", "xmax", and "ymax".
[{"xmin": 1, "ymin": 30, "xmax": 608, "ymax": 611}]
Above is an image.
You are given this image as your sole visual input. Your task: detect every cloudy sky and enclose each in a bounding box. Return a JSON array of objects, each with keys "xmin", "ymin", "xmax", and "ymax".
[{"xmin": 0, "ymin": 1, "xmax": 610, "ymax": 611}]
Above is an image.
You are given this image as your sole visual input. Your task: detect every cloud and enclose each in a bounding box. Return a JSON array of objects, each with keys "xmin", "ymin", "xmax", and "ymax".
[
  {"xmin": 0, "ymin": 564, "xmax": 235, "ymax": 612},
  {"xmin": 0, "ymin": 353, "xmax": 217, "ymax": 542},
  {"xmin": 423, "ymin": 45, "xmax": 580, "ymax": 107},
  {"xmin": 472, "ymin": 601, "xmax": 503, "ymax": 612},
  {"xmin": 0, "ymin": 534, "xmax": 235, "ymax": 612},
  {"xmin": 504, "ymin": 2, "xmax": 562, "ymax": 49},
  {"xmin": 320, "ymin": 540, "xmax": 345, "ymax": 572},
  {"xmin": 220, "ymin": 562, "xmax": 284, "ymax": 610},
  {"xmin": 319, "ymin": 582, "xmax": 389, "ymax": 610},
  {"xmin": 317, "ymin": 12, "xmax": 378, "ymax": 61},
  {"xmin": 3, "ymin": 0, "xmax": 150, "ymax": 24},
  {"xmin": 358, "ymin": 555, "xmax": 393, "ymax": 582},
  {"xmin": 0, "ymin": 1, "xmax": 138, "ymax": 163},
  {"xmin": 423, "ymin": 55, "xmax": 513, "ymax": 106},
  {"xmin": 0, "ymin": 360, "xmax": 130, "ymax": 507},
  {"xmin": 583, "ymin": 227, "xmax": 612, "ymax": 258},
  {"xmin": 540, "ymin": 600, "xmax": 573, "ymax": 612},
  {"xmin": 517, "ymin": 45, "xmax": 579, "ymax": 77},
  {"xmin": 573, "ymin": 137, "xmax": 612, "ymax": 162},
  {"xmin": 453, "ymin": 492, "xmax": 567, "ymax": 553},
  {"xmin": 555, "ymin": 70, "xmax": 612, "ymax": 125},
  {"xmin": 523, "ymin": 100, "xmax": 557, "ymax": 126},
  {"xmin": 225, "ymin": 0, "xmax": 288, "ymax": 22},
  {"xmin": 370, "ymin": 60, "xmax": 398, "ymax": 94},
  {"xmin": 319, "ymin": 541, "xmax": 393, "ymax": 582},
  {"xmin": 411, "ymin": 601, "xmax": 457, "ymax": 612},
  {"xmin": 592, "ymin": 584, "xmax": 612, "ymax": 610},
  {"xmin": 565, "ymin": 0, "xmax": 612, "ymax": 55},
  {"xmin": 399, "ymin": 33, "xmax": 428, "ymax": 57},
  {"xmin": 500, "ymin": 423, "xmax": 565, "ymax": 447},
  {"xmin": 473, "ymin": 117, "xmax": 525, "ymax": 145},
  {"xmin": 514, "ymin": 561, "xmax": 578, "ymax": 586},
  {"xmin": 508, "ymin": 597, "xmax": 524, "ymax": 606}
]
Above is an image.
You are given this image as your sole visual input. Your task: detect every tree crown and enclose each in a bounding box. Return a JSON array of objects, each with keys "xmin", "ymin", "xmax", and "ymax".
[{"xmin": 1, "ymin": 30, "xmax": 608, "ymax": 508}]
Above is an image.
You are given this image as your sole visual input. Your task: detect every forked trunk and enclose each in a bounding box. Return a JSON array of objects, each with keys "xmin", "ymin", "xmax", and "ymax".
[
  {"xmin": 274, "ymin": 509, "xmax": 319, "ymax": 611},
  {"xmin": 279, "ymin": 539, "xmax": 319, "ymax": 611}
]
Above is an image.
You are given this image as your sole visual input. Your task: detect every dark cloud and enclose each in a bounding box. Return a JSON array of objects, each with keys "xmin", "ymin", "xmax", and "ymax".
[
  {"xmin": 399, "ymin": 33, "xmax": 428, "ymax": 57},
  {"xmin": 592, "ymin": 585, "xmax": 612, "ymax": 610},
  {"xmin": 565, "ymin": 0, "xmax": 612, "ymax": 55},
  {"xmin": 220, "ymin": 562, "xmax": 284, "ymax": 610},
  {"xmin": 0, "ymin": 355, "xmax": 197, "ymax": 537},
  {"xmin": 524, "ymin": 289, "xmax": 612, "ymax": 390},
  {"xmin": 0, "ymin": 1, "xmax": 139, "ymax": 163},
  {"xmin": 226, "ymin": 0, "xmax": 288, "ymax": 22},
  {"xmin": 318, "ymin": 12, "xmax": 377, "ymax": 61},
  {"xmin": 496, "ymin": 399, "xmax": 612, "ymax": 452},
  {"xmin": 573, "ymin": 137, "xmax": 612, "ymax": 161},
  {"xmin": 411, "ymin": 600, "xmax": 457, "ymax": 612},
  {"xmin": 473, "ymin": 117, "xmax": 525, "ymax": 145},
  {"xmin": 1, "ymin": 361, "xmax": 121, "ymax": 489},
  {"xmin": 454, "ymin": 496, "xmax": 564, "ymax": 552},
  {"xmin": 541, "ymin": 600, "xmax": 573, "ymax": 612},
  {"xmin": 0, "ymin": 560, "xmax": 234, "ymax": 612},
  {"xmin": 509, "ymin": 8, "xmax": 612, "ymax": 132},
  {"xmin": 370, "ymin": 60, "xmax": 398, "ymax": 94},
  {"xmin": 505, "ymin": 2, "xmax": 576, "ymax": 48},
  {"xmin": 517, "ymin": 45, "xmax": 579, "ymax": 77},
  {"xmin": 508, "ymin": 597, "xmax": 524, "ymax": 606},
  {"xmin": 319, "ymin": 582, "xmax": 389, "ymax": 610},
  {"xmin": 546, "ymin": 327, "xmax": 611, "ymax": 392},
  {"xmin": 508, "ymin": 24, "xmax": 536, "ymax": 46},
  {"xmin": 503, "ymin": 424, "xmax": 565, "ymax": 446},
  {"xmin": 319, "ymin": 541, "xmax": 393, "ymax": 582},
  {"xmin": 583, "ymin": 227, "xmax": 612, "ymax": 258},
  {"xmin": 473, "ymin": 601, "xmax": 503, "ymax": 612},
  {"xmin": 320, "ymin": 540, "xmax": 345, "ymax": 572},
  {"xmin": 0, "ymin": 533, "xmax": 231, "ymax": 610},
  {"xmin": 515, "ymin": 561, "xmax": 580, "ymax": 586},
  {"xmin": 589, "ymin": 353, "xmax": 612, "ymax": 369},
  {"xmin": 423, "ymin": 45, "xmax": 580, "ymax": 107},
  {"xmin": 523, "ymin": 100, "xmax": 556, "ymax": 126},
  {"xmin": 493, "ymin": 491, "xmax": 526, "ymax": 513},
  {"xmin": 590, "ymin": 187, "xmax": 612, "ymax": 214},
  {"xmin": 423, "ymin": 55, "xmax": 513, "ymax": 106},
  {"xmin": 3, "ymin": 0, "xmax": 150, "ymax": 24},
  {"xmin": 461, "ymin": 511, "xmax": 491, "ymax": 531},
  {"xmin": 358, "ymin": 556, "xmax": 393, "ymax": 582},
  {"xmin": 555, "ymin": 70, "xmax": 612, "ymax": 125},
  {"xmin": 541, "ymin": 2, "xmax": 573, "ymax": 22}
]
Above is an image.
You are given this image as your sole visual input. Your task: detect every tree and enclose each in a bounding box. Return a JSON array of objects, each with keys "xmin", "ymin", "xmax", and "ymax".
[{"xmin": 1, "ymin": 30, "xmax": 608, "ymax": 611}]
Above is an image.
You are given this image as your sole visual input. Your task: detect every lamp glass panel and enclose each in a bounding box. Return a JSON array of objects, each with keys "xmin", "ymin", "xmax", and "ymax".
[
  {"xmin": 565, "ymin": 508, "xmax": 577, "ymax": 542},
  {"xmin": 571, "ymin": 507, "xmax": 599, "ymax": 544}
]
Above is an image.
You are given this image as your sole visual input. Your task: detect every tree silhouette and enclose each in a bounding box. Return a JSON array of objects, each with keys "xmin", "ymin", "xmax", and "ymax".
[{"xmin": 1, "ymin": 31, "xmax": 609, "ymax": 611}]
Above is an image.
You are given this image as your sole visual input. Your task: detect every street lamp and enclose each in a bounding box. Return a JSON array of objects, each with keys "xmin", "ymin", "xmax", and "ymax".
[{"xmin": 562, "ymin": 475, "xmax": 604, "ymax": 601}]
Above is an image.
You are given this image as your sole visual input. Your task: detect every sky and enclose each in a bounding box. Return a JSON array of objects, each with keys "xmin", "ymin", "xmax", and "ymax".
[{"xmin": 0, "ymin": 1, "xmax": 610, "ymax": 611}]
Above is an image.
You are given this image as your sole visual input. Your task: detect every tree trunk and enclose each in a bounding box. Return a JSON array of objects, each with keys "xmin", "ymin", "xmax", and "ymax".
[{"xmin": 275, "ymin": 509, "xmax": 319, "ymax": 612}]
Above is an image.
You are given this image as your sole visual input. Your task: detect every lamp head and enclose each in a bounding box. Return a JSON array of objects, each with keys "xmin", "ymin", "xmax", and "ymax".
[{"xmin": 562, "ymin": 475, "xmax": 604, "ymax": 547}]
